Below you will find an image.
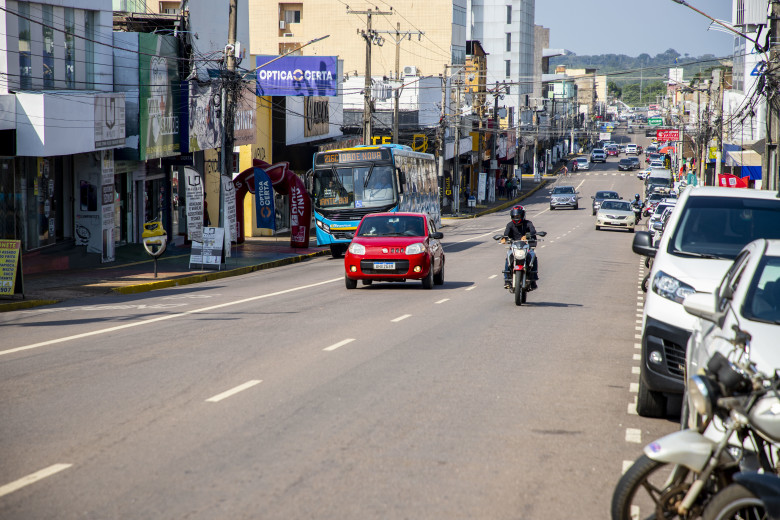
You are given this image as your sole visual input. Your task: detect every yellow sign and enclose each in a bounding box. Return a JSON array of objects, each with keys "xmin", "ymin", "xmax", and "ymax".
[
  {"xmin": 371, "ymin": 136, "xmax": 392, "ymax": 145},
  {"xmin": 708, "ymin": 146, "xmax": 717, "ymax": 160},
  {"xmin": 0, "ymin": 240, "xmax": 22, "ymax": 296}
]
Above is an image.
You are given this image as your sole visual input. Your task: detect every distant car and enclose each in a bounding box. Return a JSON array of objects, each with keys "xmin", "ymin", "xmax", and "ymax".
[
  {"xmin": 591, "ymin": 190, "xmax": 621, "ymax": 215},
  {"xmin": 650, "ymin": 159, "xmax": 664, "ymax": 168},
  {"xmin": 647, "ymin": 201, "xmax": 676, "ymax": 232},
  {"xmin": 596, "ymin": 200, "xmax": 636, "ymax": 232},
  {"xmin": 606, "ymin": 145, "xmax": 619, "ymax": 156},
  {"xmin": 618, "ymin": 158, "xmax": 634, "ymax": 171},
  {"xmin": 637, "ymin": 168, "xmax": 652, "ymax": 180},
  {"xmin": 344, "ymin": 212, "xmax": 445, "ymax": 289},
  {"xmin": 591, "ymin": 149, "xmax": 607, "ymax": 163},
  {"xmin": 550, "ymin": 185, "xmax": 579, "ymax": 210},
  {"xmin": 627, "ymin": 157, "xmax": 641, "ymax": 170},
  {"xmin": 625, "ymin": 144, "xmax": 638, "ymax": 155},
  {"xmin": 575, "ymin": 157, "xmax": 590, "ymax": 170}
]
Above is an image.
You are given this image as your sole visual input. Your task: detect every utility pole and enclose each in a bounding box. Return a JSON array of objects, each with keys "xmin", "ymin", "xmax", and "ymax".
[
  {"xmin": 765, "ymin": 0, "xmax": 780, "ymax": 190},
  {"xmin": 452, "ymin": 72, "xmax": 461, "ymax": 213},
  {"xmin": 349, "ymin": 7, "xmax": 393, "ymax": 145},
  {"xmin": 374, "ymin": 23, "xmax": 424, "ymax": 143},
  {"xmin": 219, "ymin": 0, "xmax": 238, "ymax": 230}
]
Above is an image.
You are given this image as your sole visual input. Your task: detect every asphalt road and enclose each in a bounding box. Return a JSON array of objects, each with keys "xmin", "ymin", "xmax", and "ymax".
[{"xmin": 0, "ymin": 130, "xmax": 679, "ymax": 519}]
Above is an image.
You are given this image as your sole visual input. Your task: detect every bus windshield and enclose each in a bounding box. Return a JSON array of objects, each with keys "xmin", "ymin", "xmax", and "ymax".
[{"xmin": 313, "ymin": 164, "xmax": 396, "ymax": 210}]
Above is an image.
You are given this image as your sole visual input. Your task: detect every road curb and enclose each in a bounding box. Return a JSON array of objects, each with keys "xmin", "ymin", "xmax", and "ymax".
[
  {"xmin": 0, "ymin": 299, "xmax": 60, "ymax": 313},
  {"xmin": 112, "ymin": 249, "xmax": 331, "ymax": 295}
]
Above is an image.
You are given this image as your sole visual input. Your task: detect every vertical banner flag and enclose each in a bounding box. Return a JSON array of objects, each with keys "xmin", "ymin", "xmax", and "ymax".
[
  {"xmin": 254, "ymin": 167, "xmax": 275, "ymax": 230},
  {"xmin": 221, "ymin": 176, "xmax": 237, "ymax": 256},
  {"xmin": 184, "ymin": 167, "xmax": 204, "ymax": 242}
]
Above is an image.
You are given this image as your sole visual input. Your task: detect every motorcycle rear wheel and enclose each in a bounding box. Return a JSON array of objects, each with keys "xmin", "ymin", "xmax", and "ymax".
[
  {"xmin": 701, "ymin": 484, "xmax": 764, "ymax": 520},
  {"xmin": 611, "ymin": 454, "xmax": 692, "ymax": 520}
]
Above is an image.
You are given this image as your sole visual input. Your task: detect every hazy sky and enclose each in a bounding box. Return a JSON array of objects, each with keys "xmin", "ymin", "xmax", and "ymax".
[{"xmin": 535, "ymin": 0, "xmax": 734, "ymax": 58}]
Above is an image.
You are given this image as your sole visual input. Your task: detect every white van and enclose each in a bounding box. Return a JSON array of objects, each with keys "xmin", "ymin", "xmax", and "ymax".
[{"xmin": 631, "ymin": 187, "xmax": 780, "ymax": 417}]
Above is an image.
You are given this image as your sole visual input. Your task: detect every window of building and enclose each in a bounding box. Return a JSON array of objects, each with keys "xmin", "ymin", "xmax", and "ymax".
[
  {"xmin": 505, "ymin": 60, "xmax": 511, "ymax": 78},
  {"xmin": 159, "ymin": 1, "xmax": 179, "ymax": 14},
  {"xmin": 85, "ymin": 11, "xmax": 95, "ymax": 89},
  {"xmin": 18, "ymin": 2, "xmax": 31, "ymax": 89},
  {"xmin": 451, "ymin": 45, "xmax": 466, "ymax": 65},
  {"xmin": 284, "ymin": 9, "xmax": 301, "ymax": 24},
  {"xmin": 506, "ymin": 5, "xmax": 512, "ymax": 24},
  {"xmin": 506, "ymin": 33, "xmax": 511, "ymax": 52},
  {"xmin": 453, "ymin": 5, "xmax": 467, "ymax": 26},
  {"xmin": 65, "ymin": 8, "xmax": 76, "ymax": 88},
  {"xmin": 42, "ymin": 5, "xmax": 55, "ymax": 88}
]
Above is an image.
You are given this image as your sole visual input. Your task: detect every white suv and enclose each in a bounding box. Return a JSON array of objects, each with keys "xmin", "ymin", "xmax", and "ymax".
[
  {"xmin": 631, "ymin": 187, "xmax": 780, "ymax": 417},
  {"xmin": 625, "ymin": 144, "xmax": 638, "ymax": 155}
]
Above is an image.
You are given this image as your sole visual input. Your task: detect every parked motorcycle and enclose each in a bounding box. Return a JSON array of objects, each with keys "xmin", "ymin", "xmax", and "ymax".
[
  {"xmin": 493, "ymin": 231, "xmax": 547, "ymax": 306},
  {"xmin": 701, "ymin": 472, "xmax": 780, "ymax": 520},
  {"xmin": 611, "ymin": 326, "xmax": 780, "ymax": 520}
]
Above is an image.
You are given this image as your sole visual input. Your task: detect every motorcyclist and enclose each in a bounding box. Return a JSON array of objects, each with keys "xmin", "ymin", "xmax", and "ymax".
[
  {"xmin": 502, "ymin": 206, "xmax": 539, "ymax": 290},
  {"xmin": 631, "ymin": 193, "xmax": 643, "ymax": 221}
]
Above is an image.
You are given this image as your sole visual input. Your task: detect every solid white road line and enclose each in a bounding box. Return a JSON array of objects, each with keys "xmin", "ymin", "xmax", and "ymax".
[
  {"xmin": 0, "ymin": 277, "xmax": 343, "ymax": 358},
  {"xmin": 205, "ymin": 380, "xmax": 262, "ymax": 403},
  {"xmin": 626, "ymin": 428, "xmax": 642, "ymax": 443},
  {"xmin": 0, "ymin": 464, "xmax": 72, "ymax": 498},
  {"xmin": 323, "ymin": 338, "xmax": 356, "ymax": 352},
  {"xmin": 435, "ymin": 298, "xmax": 450, "ymax": 304},
  {"xmin": 391, "ymin": 314, "xmax": 411, "ymax": 323}
]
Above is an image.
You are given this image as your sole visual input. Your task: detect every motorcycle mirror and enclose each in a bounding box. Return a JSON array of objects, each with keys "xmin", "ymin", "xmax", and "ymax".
[
  {"xmin": 537, "ymin": 231, "xmax": 547, "ymax": 237},
  {"xmin": 493, "ymin": 234, "xmax": 504, "ymax": 241}
]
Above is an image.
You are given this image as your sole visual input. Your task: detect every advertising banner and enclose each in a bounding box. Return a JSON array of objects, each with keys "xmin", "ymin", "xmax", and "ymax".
[
  {"xmin": 288, "ymin": 176, "xmax": 311, "ymax": 247},
  {"xmin": 718, "ymin": 174, "xmax": 748, "ymax": 188},
  {"xmin": 94, "ymin": 93, "xmax": 126, "ymax": 149},
  {"xmin": 599, "ymin": 132, "xmax": 611, "ymax": 141},
  {"xmin": 187, "ymin": 82, "xmax": 221, "ymax": 153},
  {"xmin": 139, "ymin": 34, "xmax": 180, "ymax": 160},
  {"xmin": 657, "ymin": 129, "xmax": 680, "ymax": 142},
  {"xmin": 255, "ymin": 55, "xmax": 337, "ymax": 97},
  {"xmin": 234, "ymin": 84, "xmax": 256, "ymax": 146},
  {"xmin": 184, "ymin": 167, "xmax": 204, "ymax": 242},
  {"xmin": 221, "ymin": 176, "xmax": 237, "ymax": 255},
  {"xmin": 190, "ymin": 227, "xmax": 224, "ymax": 268},
  {"xmin": 101, "ymin": 150, "xmax": 115, "ymax": 263},
  {"xmin": 254, "ymin": 167, "xmax": 275, "ymax": 230},
  {"xmin": 0, "ymin": 240, "xmax": 22, "ymax": 296},
  {"xmin": 478, "ymin": 172, "xmax": 486, "ymax": 202}
]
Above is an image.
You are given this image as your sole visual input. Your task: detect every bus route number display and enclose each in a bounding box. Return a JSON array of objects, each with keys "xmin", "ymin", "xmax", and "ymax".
[{"xmin": 316, "ymin": 149, "xmax": 389, "ymax": 165}]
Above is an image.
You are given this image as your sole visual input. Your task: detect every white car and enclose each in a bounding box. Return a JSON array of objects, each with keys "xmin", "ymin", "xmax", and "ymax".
[
  {"xmin": 650, "ymin": 159, "xmax": 664, "ymax": 168},
  {"xmin": 647, "ymin": 201, "xmax": 676, "ymax": 232},
  {"xmin": 631, "ymin": 187, "xmax": 780, "ymax": 417},
  {"xmin": 637, "ymin": 168, "xmax": 651, "ymax": 180},
  {"xmin": 683, "ymin": 239, "xmax": 780, "ymax": 427},
  {"xmin": 575, "ymin": 157, "xmax": 590, "ymax": 170},
  {"xmin": 595, "ymin": 200, "xmax": 636, "ymax": 232},
  {"xmin": 625, "ymin": 144, "xmax": 638, "ymax": 155}
]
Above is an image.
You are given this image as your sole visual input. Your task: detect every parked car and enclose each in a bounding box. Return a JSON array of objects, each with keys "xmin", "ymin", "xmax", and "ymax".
[
  {"xmin": 344, "ymin": 212, "xmax": 445, "ymax": 289},
  {"xmin": 595, "ymin": 200, "xmax": 636, "ymax": 232},
  {"xmin": 637, "ymin": 168, "xmax": 651, "ymax": 180},
  {"xmin": 549, "ymin": 185, "xmax": 579, "ymax": 210},
  {"xmin": 646, "ymin": 201, "xmax": 676, "ymax": 232},
  {"xmin": 591, "ymin": 149, "xmax": 607, "ymax": 163},
  {"xmin": 682, "ymin": 239, "xmax": 780, "ymax": 427},
  {"xmin": 631, "ymin": 187, "xmax": 780, "ymax": 417},
  {"xmin": 591, "ymin": 190, "xmax": 620, "ymax": 215},
  {"xmin": 575, "ymin": 157, "xmax": 590, "ymax": 170}
]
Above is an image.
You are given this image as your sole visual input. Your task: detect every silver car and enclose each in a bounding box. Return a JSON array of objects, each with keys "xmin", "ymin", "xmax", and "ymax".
[
  {"xmin": 595, "ymin": 200, "xmax": 636, "ymax": 232},
  {"xmin": 549, "ymin": 185, "xmax": 579, "ymax": 210}
]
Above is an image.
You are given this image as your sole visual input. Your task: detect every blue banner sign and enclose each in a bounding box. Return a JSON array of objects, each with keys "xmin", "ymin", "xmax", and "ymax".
[
  {"xmin": 254, "ymin": 167, "xmax": 275, "ymax": 230},
  {"xmin": 255, "ymin": 55, "xmax": 337, "ymax": 97}
]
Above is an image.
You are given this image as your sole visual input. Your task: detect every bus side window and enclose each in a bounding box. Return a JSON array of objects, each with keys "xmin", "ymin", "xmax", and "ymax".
[{"xmin": 397, "ymin": 168, "xmax": 406, "ymax": 193}]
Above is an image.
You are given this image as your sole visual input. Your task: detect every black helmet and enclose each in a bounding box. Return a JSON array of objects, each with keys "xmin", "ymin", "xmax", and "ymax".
[
  {"xmin": 634, "ymin": 193, "xmax": 641, "ymax": 200},
  {"xmin": 511, "ymin": 206, "xmax": 525, "ymax": 224}
]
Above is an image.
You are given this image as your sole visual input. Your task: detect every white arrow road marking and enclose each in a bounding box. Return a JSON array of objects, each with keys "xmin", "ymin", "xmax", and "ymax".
[
  {"xmin": 0, "ymin": 464, "xmax": 72, "ymax": 498},
  {"xmin": 206, "ymin": 380, "xmax": 262, "ymax": 403}
]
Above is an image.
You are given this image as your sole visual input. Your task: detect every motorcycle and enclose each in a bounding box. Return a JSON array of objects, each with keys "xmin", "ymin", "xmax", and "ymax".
[
  {"xmin": 701, "ymin": 472, "xmax": 780, "ymax": 520},
  {"xmin": 493, "ymin": 231, "xmax": 547, "ymax": 306},
  {"xmin": 631, "ymin": 200, "xmax": 643, "ymax": 223},
  {"xmin": 611, "ymin": 326, "xmax": 780, "ymax": 520}
]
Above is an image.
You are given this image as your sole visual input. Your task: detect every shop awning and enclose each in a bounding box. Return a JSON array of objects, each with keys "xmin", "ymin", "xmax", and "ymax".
[{"xmin": 725, "ymin": 149, "xmax": 763, "ymax": 180}]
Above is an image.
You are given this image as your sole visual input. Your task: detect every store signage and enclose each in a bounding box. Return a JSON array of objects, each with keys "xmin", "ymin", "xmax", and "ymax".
[
  {"xmin": 255, "ymin": 55, "xmax": 337, "ymax": 97},
  {"xmin": 656, "ymin": 129, "xmax": 680, "ymax": 141},
  {"xmin": 139, "ymin": 34, "xmax": 180, "ymax": 160},
  {"xmin": 648, "ymin": 117, "xmax": 663, "ymax": 126},
  {"xmin": 184, "ymin": 167, "xmax": 204, "ymax": 242},
  {"xmin": 94, "ymin": 94, "xmax": 126, "ymax": 149},
  {"xmin": 190, "ymin": 227, "xmax": 225, "ymax": 268},
  {"xmin": 254, "ymin": 167, "xmax": 275, "ymax": 230},
  {"xmin": 0, "ymin": 240, "xmax": 23, "ymax": 296},
  {"xmin": 221, "ymin": 177, "xmax": 237, "ymax": 256},
  {"xmin": 304, "ymin": 96, "xmax": 329, "ymax": 137}
]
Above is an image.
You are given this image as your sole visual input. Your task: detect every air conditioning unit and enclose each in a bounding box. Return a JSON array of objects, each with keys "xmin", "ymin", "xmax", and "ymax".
[
  {"xmin": 283, "ymin": 33, "xmax": 293, "ymax": 37},
  {"xmin": 279, "ymin": 20, "xmax": 285, "ymax": 30},
  {"xmin": 403, "ymin": 66, "xmax": 417, "ymax": 77}
]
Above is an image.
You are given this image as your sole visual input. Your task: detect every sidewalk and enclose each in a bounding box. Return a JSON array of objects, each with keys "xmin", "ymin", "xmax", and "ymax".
[{"xmin": 1, "ymin": 176, "xmax": 554, "ymax": 312}]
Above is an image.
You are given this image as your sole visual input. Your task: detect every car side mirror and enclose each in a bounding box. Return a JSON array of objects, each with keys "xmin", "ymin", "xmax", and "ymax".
[
  {"xmin": 683, "ymin": 292, "xmax": 718, "ymax": 322},
  {"xmin": 632, "ymin": 231, "xmax": 657, "ymax": 258},
  {"xmin": 430, "ymin": 231, "xmax": 443, "ymax": 239},
  {"xmin": 652, "ymin": 221, "xmax": 663, "ymax": 231},
  {"xmin": 591, "ymin": 196, "xmax": 595, "ymax": 199}
]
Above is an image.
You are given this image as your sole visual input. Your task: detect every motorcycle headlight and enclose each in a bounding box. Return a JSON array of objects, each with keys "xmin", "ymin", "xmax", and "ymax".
[
  {"xmin": 688, "ymin": 375, "xmax": 717, "ymax": 419},
  {"xmin": 348, "ymin": 242, "xmax": 365, "ymax": 255},
  {"xmin": 513, "ymin": 248, "xmax": 527, "ymax": 260},
  {"xmin": 405, "ymin": 243, "xmax": 425, "ymax": 255},
  {"xmin": 652, "ymin": 270, "xmax": 696, "ymax": 304}
]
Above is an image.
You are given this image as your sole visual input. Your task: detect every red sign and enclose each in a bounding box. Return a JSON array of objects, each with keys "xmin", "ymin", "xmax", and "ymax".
[
  {"xmin": 718, "ymin": 174, "xmax": 748, "ymax": 188},
  {"xmin": 657, "ymin": 129, "xmax": 680, "ymax": 141}
]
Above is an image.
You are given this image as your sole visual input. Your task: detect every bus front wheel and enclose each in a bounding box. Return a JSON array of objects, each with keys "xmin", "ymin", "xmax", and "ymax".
[{"xmin": 330, "ymin": 244, "xmax": 346, "ymax": 258}]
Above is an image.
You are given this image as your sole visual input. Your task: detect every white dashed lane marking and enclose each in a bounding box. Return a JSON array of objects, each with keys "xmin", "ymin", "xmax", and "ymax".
[
  {"xmin": 0, "ymin": 464, "xmax": 72, "ymax": 498},
  {"xmin": 626, "ymin": 428, "xmax": 642, "ymax": 443},
  {"xmin": 435, "ymin": 298, "xmax": 450, "ymax": 304},
  {"xmin": 206, "ymin": 380, "xmax": 262, "ymax": 402},
  {"xmin": 324, "ymin": 338, "xmax": 356, "ymax": 352},
  {"xmin": 391, "ymin": 314, "xmax": 411, "ymax": 322}
]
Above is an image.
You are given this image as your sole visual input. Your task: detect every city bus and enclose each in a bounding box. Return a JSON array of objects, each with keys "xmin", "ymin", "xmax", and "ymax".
[{"xmin": 309, "ymin": 144, "xmax": 440, "ymax": 258}]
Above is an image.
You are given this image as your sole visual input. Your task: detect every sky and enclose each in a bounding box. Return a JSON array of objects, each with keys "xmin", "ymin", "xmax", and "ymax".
[{"xmin": 535, "ymin": 0, "xmax": 734, "ymax": 58}]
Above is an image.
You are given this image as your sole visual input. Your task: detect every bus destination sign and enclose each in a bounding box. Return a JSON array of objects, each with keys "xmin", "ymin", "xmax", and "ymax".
[{"xmin": 316, "ymin": 149, "xmax": 390, "ymax": 165}]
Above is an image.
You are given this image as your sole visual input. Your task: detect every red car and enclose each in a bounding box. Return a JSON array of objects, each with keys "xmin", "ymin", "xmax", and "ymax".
[
  {"xmin": 606, "ymin": 146, "xmax": 619, "ymax": 156},
  {"xmin": 344, "ymin": 212, "xmax": 445, "ymax": 289}
]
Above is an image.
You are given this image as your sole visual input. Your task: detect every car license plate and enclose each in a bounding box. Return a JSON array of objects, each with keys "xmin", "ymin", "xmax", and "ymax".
[{"xmin": 374, "ymin": 262, "xmax": 395, "ymax": 270}]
